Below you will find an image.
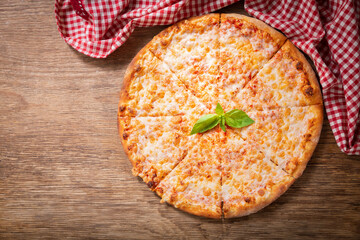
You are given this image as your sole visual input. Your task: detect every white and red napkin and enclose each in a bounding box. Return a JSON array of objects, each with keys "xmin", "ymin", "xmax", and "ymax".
[{"xmin": 55, "ymin": 0, "xmax": 360, "ymax": 155}]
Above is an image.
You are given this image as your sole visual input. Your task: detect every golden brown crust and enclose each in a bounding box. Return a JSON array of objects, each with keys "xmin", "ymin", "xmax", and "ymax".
[
  {"xmin": 182, "ymin": 13, "xmax": 220, "ymax": 27},
  {"xmin": 177, "ymin": 202, "xmax": 221, "ymax": 219},
  {"xmin": 221, "ymin": 13, "xmax": 287, "ymax": 47},
  {"xmin": 117, "ymin": 117, "xmax": 135, "ymax": 168},
  {"xmin": 224, "ymin": 176, "xmax": 296, "ymax": 218},
  {"xmin": 148, "ymin": 14, "xmax": 218, "ymax": 50},
  {"xmin": 281, "ymin": 40, "xmax": 323, "ymax": 106},
  {"xmin": 291, "ymin": 104, "xmax": 323, "ymax": 178},
  {"xmin": 155, "ymin": 179, "xmax": 222, "ymax": 219},
  {"xmin": 118, "ymin": 117, "xmax": 157, "ymax": 187},
  {"xmin": 156, "ymin": 188, "xmax": 221, "ymax": 219}
]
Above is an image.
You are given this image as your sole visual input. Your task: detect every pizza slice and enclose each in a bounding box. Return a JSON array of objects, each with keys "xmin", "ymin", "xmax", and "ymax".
[
  {"xmin": 230, "ymin": 105, "xmax": 323, "ymax": 178},
  {"xmin": 118, "ymin": 115, "xmax": 200, "ymax": 190},
  {"xmin": 233, "ymin": 40, "xmax": 323, "ymax": 111},
  {"xmin": 218, "ymin": 14, "xmax": 286, "ymax": 110},
  {"xmin": 119, "ymin": 48, "xmax": 208, "ymax": 117},
  {"xmin": 155, "ymin": 127, "xmax": 225, "ymax": 218},
  {"xmin": 221, "ymin": 132, "xmax": 294, "ymax": 218},
  {"xmin": 148, "ymin": 14, "xmax": 220, "ymax": 109}
]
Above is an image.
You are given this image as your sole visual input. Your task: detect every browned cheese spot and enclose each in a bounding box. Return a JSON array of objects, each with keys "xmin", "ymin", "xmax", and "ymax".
[
  {"xmin": 128, "ymin": 108, "xmax": 137, "ymax": 115},
  {"xmin": 134, "ymin": 64, "xmax": 141, "ymax": 72},
  {"xmin": 160, "ymin": 39, "xmax": 168, "ymax": 47},
  {"xmin": 119, "ymin": 105, "xmax": 126, "ymax": 112},
  {"xmin": 147, "ymin": 181, "xmax": 154, "ymax": 189},
  {"xmin": 178, "ymin": 180, "xmax": 188, "ymax": 192},
  {"xmin": 127, "ymin": 144, "xmax": 136, "ymax": 151},
  {"xmin": 258, "ymin": 189, "xmax": 265, "ymax": 196},
  {"xmin": 305, "ymin": 86, "xmax": 314, "ymax": 96},
  {"xmin": 296, "ymin": 61, "xmax": 303, "ymax": 70},
  {"xmin": 203, "ymin": 187, "xmax": 211, "ymax": 196},
  {"xmin": 303, "ymin": 133, "xmax": 312, "ymax": 145},
  {"xmin": 122, "ymin": 132, "xmax": 129, "ymax": 140},
  {"xmin": 173, "ymin": 133, "xmax": 181, "ymax": 146},
  {"xmin": 170, "ymin": 193, "xmax": 177, "ymax": 202}
]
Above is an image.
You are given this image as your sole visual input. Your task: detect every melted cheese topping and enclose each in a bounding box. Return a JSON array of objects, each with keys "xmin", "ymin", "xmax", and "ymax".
[
  {"xmin": 119, "ymin": 50, "xmax": 208, "ymax": 117},
  {"xmin": 232, "ymin": 106, "xmax": 321, "ymax": 177},
  {"xmin": 149, "ymin": 15, "xmax": 220, "ymax": 108},
  {"xmin": 119, "ymin": 14, "xmax": 323, "ymax": 218},
  {"xmin": 119, "ymin": 115, "xmax": 200, "ymax": 189},
  {"xmin": 218, "ymin": 17, "xmax": 284, "ymax": 111},
  {"xmin": 234, "ymin": 46, "xmax": 321, "ymax": 110},
  {"xmin": 221, "ymin": 134, "xmax": 292, "ymax": 217},
  {"xmin": 155, "ymin": 129, "xmax": 224, "ymax": 218}
]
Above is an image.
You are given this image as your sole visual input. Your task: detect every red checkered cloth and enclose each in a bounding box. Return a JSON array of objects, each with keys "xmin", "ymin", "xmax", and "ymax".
[
  {"xmin": 244, "ymin": 0, "xmax": 360, "ymax": 155},
  {"xmin": 55, "ymin": 0, "xmax": 238, "ymax": 58},
  {"xmin": 55, "ymin": 0, "xmax": 360, "ymax": 155}
]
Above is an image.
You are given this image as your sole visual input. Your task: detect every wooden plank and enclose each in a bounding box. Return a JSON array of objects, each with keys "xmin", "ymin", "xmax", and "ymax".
[{"xmin": 0, "ymin": 0, "xmax": 359, "ymax": 239}]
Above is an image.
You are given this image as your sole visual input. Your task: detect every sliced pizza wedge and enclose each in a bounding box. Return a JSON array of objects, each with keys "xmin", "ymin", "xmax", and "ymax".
[
  {"xmin": 221, "ymin": 133, "xmax": 294, "ymax": 218},
  {"xmin": 230, "ymin": 105, "xmax": 323, "ymax": 178},
  {"xmin": 218, "ymin": 14, "xmax": 286, "ymax": 110},
  {"xmin": 155, "ymin": 127, "xmax": 225, "ymax": 219},
  {"xmin": 148, "ymin": 14, "xmax": 220, "ymax": 109},
  {"xmin": 118, "ymin": 115, "xmax": 200, "ymax": 190},
  {"xmin": 233, "ymin": 40, "xmax": 323, "ymax": 111},
  {"xmin": 119, "ymin": 48, "xmax": 208, "ymax": 117}
]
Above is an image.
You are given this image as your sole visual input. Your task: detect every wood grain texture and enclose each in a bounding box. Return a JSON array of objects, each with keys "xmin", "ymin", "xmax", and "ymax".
[{"xmin": 0, "ymin": 1, "xmax": 359, "ymax": 239}]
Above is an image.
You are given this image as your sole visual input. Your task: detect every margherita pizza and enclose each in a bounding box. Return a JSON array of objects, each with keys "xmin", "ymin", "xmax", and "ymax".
[{"xmin": 118, "ymin": 13, "xmax": 323, "ymax": 219}]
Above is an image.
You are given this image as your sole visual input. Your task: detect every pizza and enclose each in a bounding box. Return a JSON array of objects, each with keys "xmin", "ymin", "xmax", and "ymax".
[{"xmin": 118, "ymin": 13, "xmax": 323, "ymax": 219}]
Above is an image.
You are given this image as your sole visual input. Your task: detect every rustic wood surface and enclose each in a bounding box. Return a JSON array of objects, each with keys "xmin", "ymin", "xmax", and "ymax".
[{"xmin": 0, "ymin": 1, "xmax": 359, "ymax": 239}]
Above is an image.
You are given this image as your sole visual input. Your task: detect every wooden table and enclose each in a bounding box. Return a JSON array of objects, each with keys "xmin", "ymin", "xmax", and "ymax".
[{"xmin": 1, "ymin": 1, "xmax": 359, "ymax": 239}]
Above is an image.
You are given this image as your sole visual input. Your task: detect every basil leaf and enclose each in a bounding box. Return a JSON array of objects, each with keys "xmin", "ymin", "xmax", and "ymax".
[
  {"xmin": 225, "ymin": 109, "xmax": 255, "ymax": 128},
  {"xmin": 225, "ymin": 109, "xmax": 247, "ymax": 119},
  {"xmin": 190, "ymin": 104, "xmax": 255, "ymax": 135},
  {"xmin": 219, "ymin": 115, "xmax": 226, "ymax": 132},
  {"xmin": 190, "ymin": 114, "xmax": 220, "ymax": 135},
  {"xmin": 215, "ymin": 103, "xmax": 224, "ymax": 115}
]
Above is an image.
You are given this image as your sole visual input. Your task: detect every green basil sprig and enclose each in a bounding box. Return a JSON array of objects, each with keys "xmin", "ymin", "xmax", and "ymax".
[{"xmin": 190, "ymin": 103, "xmax": 254, "ymax": 135}]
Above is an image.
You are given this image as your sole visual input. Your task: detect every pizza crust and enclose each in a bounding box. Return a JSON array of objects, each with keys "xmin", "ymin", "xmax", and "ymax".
[
  {"xmin": 225, "ymin": 176, "xmax": 296, "ymax": 218},
  {"xmin": 156, "ymin": 188, "xmax": 222, "ymax": 219},
  {"xmin": 292, "ymin": 104, "xmax": 323, "ymax": 178},
  {"xmin": 221, "ymin": 13, "xmax": 287, "ymax": 48},
  {"xmin": 281, "ymin": 40, "xmax": 323, "ymax": 105},
  {"xmin": 180, "ymin": 13, "xmax": 220, "ymax": 28},
  {"xmin": 156, "ymin": 182, "xmax": 222, "ymax": 219},
  {"xmin": 174, "ymin": 200, "xmax": 222, "ymax": 219},
  {"xmin": 118, "ymin": 117, "xmax": 133, "ymax": 165}
]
